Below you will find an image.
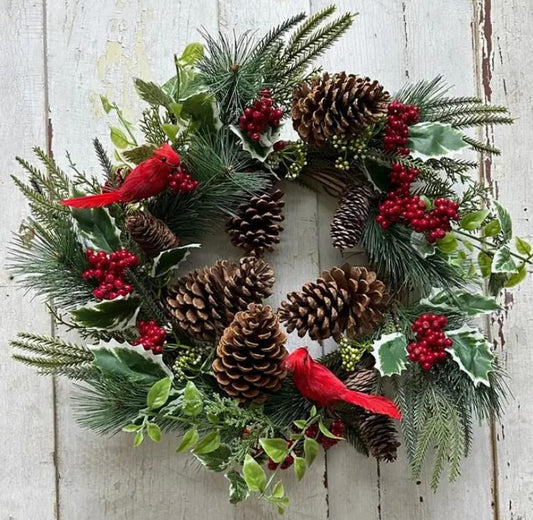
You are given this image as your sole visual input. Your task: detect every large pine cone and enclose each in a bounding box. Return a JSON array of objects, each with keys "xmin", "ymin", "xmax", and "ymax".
[
  {"xmin": 213, "ymin": 303, "xmax": 287, "ymax": 403},
  {"xmin": 165, "ymin": 257, "xmax": 274, "ymax": 341},
  {"xmin": 292, "ymin": 72, "xmax": 390, "ymax": 147},
  {"xmin": 126, "ymin": 211, "xmax": 180, "ymax": 258},
  {"xmin": 226, "ymin": 189, "xmax": 285, "ymax": 257},
  {"xmin": 278, "ymin": 264, "xmax": 388, "ymax": 341},
  {"xmin": 344, "ymin": 369, "xmax": 400, "ymax": 462},
  {"xmin": 331, "ymin": 184, "xmax": 376, "ymax": 251}
]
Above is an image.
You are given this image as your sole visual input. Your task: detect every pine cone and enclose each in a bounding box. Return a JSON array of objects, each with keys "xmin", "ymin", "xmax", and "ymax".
[
  {"xmin": 125, "ymin": 211, "xmax": 180, "ymax": 258},
  {"xmin": 292, "ymin": 72, "xmax": 390, "ymax": 147},
  {"xmin": 213, "ymin": 303, "xmax": 287, "ymax": 403},
  {"xmin": 278, "ymin": 264, "xmax": 388, "ymax": 341},
  {"xmin": 331, "ymin": 184, "xmax": 376, "ymax": 251},
  {"xmin": 226, "ymin": 189, "xmax": 285, "ymax": 257},
  {"xmin": 165, "ymin": 257, "xmax": 274, "ymax": 341},
  {"xmin": 344, "ymin": 369, "xmax": 400, "ymax": 462}
]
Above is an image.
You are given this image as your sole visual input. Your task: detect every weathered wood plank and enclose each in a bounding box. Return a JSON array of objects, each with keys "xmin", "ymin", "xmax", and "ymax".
[
  {"xmin": 477, "ymin": 1, "xmax": 533, "ymax": 518},
  {"xmin": 0, "ymin": 1, "xmax": 57, "ymax": 518}
]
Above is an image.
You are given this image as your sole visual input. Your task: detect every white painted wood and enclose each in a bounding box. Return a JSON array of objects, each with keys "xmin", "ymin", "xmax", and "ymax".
[
  {"xmin": 478, "ymin": 1, "xmax": 533, "ymax": 518},
  {"xmin": 0, "ymin": 1, "xmax": 57, "ymax": 518}
]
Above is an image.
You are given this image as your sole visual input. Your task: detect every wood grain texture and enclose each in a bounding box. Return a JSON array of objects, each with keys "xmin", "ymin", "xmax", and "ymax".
[{"xmin": 0, "ymin": 1, "xmax": 57, "ymax": 519}]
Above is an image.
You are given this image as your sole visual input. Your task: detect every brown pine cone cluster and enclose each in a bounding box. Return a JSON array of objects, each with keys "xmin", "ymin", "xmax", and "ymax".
[
  {"xmin": 278, "ymin": 264, "xmax": 388, "ymax": 341},
  {"xmin": 331, "ymin": 184, "xmax": 376, "ymax": 251},
  {"xmin": 226, "ymin": 189, "xmax": 285, "ymax": 257},
  {"xmin": 291, "ymin": 72, "xmax": 390, "ymax": 147},
  {"xmin": 125, "ymin": 211, "xmax": 180, "ymax": 258},
  {"xmin": 344, "ymin": 369, "xmax": 400, "ymax": 462},
  {"xmin": 165, "ymin": 257, "xmax": 274, "ymax": 341},
  {"xmin": 212, "ymin": 303, "xmax": 287, "ymax": 403}
]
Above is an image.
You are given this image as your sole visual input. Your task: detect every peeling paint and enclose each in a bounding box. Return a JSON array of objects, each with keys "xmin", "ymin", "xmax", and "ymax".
[{"xmin": 481, "ymin": 0, "xmax": 493, "ymax": 101}]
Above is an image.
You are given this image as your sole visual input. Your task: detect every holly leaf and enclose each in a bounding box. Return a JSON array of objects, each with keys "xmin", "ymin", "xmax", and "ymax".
[
  {"xmin": 71, "ymin": 297, "xmax": 140, "ymax": 331},
  {"xmin": 408, "ymin": 121, "xmax": 469, "ymax": 160},
  {"xmin": 243, "ymin": 454, "xmax": 266, "ymax": 492},
  {"xmin": 364, "ymin": 160, "xmax": 391, "ymax": 192},
  {"xmin": 370, "ymin": 332, "xmax": 408, "ymax": 376},
  {"xmin": 194, "ymin": 445, "xmax": 231, "ymax": 472},
  {"xmin": 447, "ymin": 325, "xmax": 495, "ymax": 387},
  {"xmin": 411, "ymin": 231, "xmax": 436, "ymax": 258},
  {"xmin": 492, "ymin": 246, "xmax": 519, "ymax": 274},
  {"xmin": 71, "ymin": 205, "xmax": 122, "ymax": 253},
  {"xmin": 259, "ymin": 438, "xmax": 288, "ymax": 464},
  {"xmin": 226, "ymin": 471, "xmax": 249, "ymax": 504},
  {"xmin": 493, "ymin": 201, "xmax": 512, "ymax": 241},
  {"xmin": 460, "ymin": 210, "xmax": 489, "ymax": 231},
  {"xmin": 420, "ymin": 288, "xmax": 500, "ymax": 316},
  {"xmin": 150, "ymin": 244, "xmax": 200, "ymax": 278},
  {"xmin": 229, "ymin": 124, "xmax": 280, "ymax": 162}
]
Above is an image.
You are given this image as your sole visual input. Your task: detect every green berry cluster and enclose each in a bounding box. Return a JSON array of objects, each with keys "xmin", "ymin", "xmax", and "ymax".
[
  {"xmin": 330, "ymin": 127, "xmax": 374, "ymax": 171},
  {"xmin": 267, "ymin": 141, "xmax": 307, "ymax": 180},
  {"xmin": 172, "ymin": 345, "xmax": 210, "ymax": 381},
  {"xmin": 339, "ymin": 336, "xmax": 372, "ymax": 371}
]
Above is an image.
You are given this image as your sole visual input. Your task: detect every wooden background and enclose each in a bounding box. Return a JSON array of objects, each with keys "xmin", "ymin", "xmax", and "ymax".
[{"xmin": 1, "ymin": 1, "xmax": 531, "ymax": 519}]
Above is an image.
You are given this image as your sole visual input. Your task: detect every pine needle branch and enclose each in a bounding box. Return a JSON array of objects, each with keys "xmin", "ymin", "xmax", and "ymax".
[
  {"xmin": 287, "ymin": 5, "xmax": 336, "ymax": 51},
  {"xmin": 462, "ymin": 135, "xmax": 501, "ymax": 155},
  {"xmin": 93, "ymin": 138, "xmax": 114, "ymax": 180}
]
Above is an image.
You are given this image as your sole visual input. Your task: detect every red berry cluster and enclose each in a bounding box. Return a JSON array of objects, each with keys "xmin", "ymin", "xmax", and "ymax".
[
  {"xmin": 407, "ymin": 314, "xmax": 453, "ymax": 370},
  {"xmin": 167, "ymin": 163, "xmax": 199, "ymax": 194},
  {"xmin": 82, "ymin": 249, "xmax": 137, "ymax": 300},
  {"xmin": 304, "ymin": 420, "xmax": 344, "ymax": 450},
  {"xmin": 239, "ymin": 89, "xmax": 284, "ymax": 142},
  {"xmin": 267, "ymin": 440, "xmax": 295, "ymax": 471},
  {"xmin": 383, "ymin": 100, "xmax": 420, "ymax": 155},
  {"xmin": 376, "ymin": 163, "xmax": 460, "ymax": 243},
  {"xmin": 132, "ymin": 320, "xmax": 167, "ymax": 355}
]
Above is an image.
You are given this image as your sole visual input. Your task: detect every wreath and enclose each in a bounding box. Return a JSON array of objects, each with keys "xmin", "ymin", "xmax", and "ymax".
[{"xmin": 9, "ymin": 7, "xmax": 528, "ymax": 512}]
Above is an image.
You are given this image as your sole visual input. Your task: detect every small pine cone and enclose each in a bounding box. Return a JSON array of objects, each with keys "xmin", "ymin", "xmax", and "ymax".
[
  {"xmin": 126, "ymin": 211, "xmax": 180, "ymax": 258},
  {"xmin": 226, "ymin": 189, "xmax": 285, "ymax": 257},
  {"xmin": 165, "ymin": 258, "xmax": 275, "ymax": 341},
  {"xmin": 213, "ymin": 303, "xmax": 287, "ymax": 403},
  {"xmin": 344, "ymin": 369, "xmax": 400, "ymax": 462},
  {"xmin": 331, "ymin": 184, "xmax": 376, "ymax": 251},
  {"xmin": 278, "ymin": 264, "xmax": 388, "ymax": 341},
  {"xmin": 291, "ymin": 72, "xmax": 390, "ymax": 147}
]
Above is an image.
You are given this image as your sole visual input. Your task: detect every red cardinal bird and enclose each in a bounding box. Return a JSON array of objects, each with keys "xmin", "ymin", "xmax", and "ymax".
[
  {"xmin": 283, "ymin": 347, "xmax": 401, "ymax": 419},
  {"xmin": 60, "ymin": 143, "xmax": 181, "ymax": 208}
]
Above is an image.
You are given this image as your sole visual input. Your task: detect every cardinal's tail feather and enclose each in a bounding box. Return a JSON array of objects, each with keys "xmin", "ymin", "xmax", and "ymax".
[
  {"xmin": 341, "ymin": 389, "xmax": 402, "ymax": 420},
  {"xmin": 60, "ymin": 191, "xmax": 120, "ymax": 208}
]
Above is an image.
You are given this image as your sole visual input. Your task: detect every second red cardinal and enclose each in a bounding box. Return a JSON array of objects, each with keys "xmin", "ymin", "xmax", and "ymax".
[
  {"xmin": 283, "ymin": 347, "xmax": 401, "ymax": 419},
  {"xmin": 61, "ymin": 143, "xmax": 181, "ymax": 208}
]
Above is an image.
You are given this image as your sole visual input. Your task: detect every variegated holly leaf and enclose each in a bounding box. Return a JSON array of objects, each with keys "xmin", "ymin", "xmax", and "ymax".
[
  {"xmin": 408, "ymin": 122, "xmax": 469, "ymax": 160},
  {"xmin": 71, "ymin": 204, "xmax": 122, "ymax": 253},
  {"xmin": 371, "ymin": 332, "xmax": 408, "ymax": 376},
  {"xmin": 420, "ymin": 288, "xmax": 500, "ymax": 316},
  {"xmin": 150, "ymin": 243, "xmax": 200, "ymax": 278},
  {"xmin": 229, "ymin": 124, "xmax": 281, "ymax": 162},
  {"xmin": 447, "ymin": 325, "xmax": 495, "ymax": 387},
  {"xmin": 493, "ymin": 200, "xmax": 512, "ymax": 241},
  {"xmin": 71, "ymin": 297, "xmax": 140, "ymax": 331},
  {"xmin": 492, "ymin": 246, "xmax": 519, "ymax": 274},
  {"xmin": 411, "ymin": 231, "xmax": 436, "ymax": 258}
]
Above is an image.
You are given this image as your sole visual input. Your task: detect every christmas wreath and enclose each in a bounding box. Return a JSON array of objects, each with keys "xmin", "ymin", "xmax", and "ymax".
[{"xmin": 9, "ymin": 6, "xmax": 527, "ymax": 512}]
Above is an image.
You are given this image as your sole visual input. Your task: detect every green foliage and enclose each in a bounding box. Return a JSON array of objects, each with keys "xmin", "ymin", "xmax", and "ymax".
[{"xmin": 11, "ymin": 332, "xmax": 94, "ymax": 378}]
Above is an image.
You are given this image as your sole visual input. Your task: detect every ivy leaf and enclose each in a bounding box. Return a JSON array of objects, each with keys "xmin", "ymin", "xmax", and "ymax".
[
  {"xmin": 447, "ymin": 325, "xmax": 495, "ymax": 387},
  {"xmin": 492, "ymin": 246, "xmax": 519, "ymax": 274},
  {"xmin": 176, "ymin": 428, "xmax": 199, "ymax": 453},
  {"xmin": 370, "ymin": 332, "xmax": 408, "ymax": 377},
  {"xmin": 460, "ymin": 210, "xmax": 489, "ymax": 231},
  {"xmin": 72, "ymin": 298, "xmax": 140, "ymax": 331},
  {"xmin": 71, "ymin": 205, "xmax": 122, "ymax": 253},
  {"xmin": 182, "ymin": 381, "xmax": 203, "ymax": 417},
  {"xmin": 243, "ymin": 454, "xmax": 266, "ymax": 492},
  {"xmin": 178, "ymin": 42, "xmax": 204, "ymax": 66},
  {"xmin": 411, "ymin": 232, "xmax": 435, "ymax": 258},
  {"xmin": 259, "ymin": 438, "xmax": 289, "ymax": 464},
  {"xmin": 493, "ymin": 201, "xmax": 512, "ymax": 241},
  {"xmin": 146, "ymin": 422, "xmax": 162, "ymax": 442},
  {"xmin": 515, "ymin": 237, "xmax": 532, "ymax": 256},
  {"xmin": 193, "ymin": 432, "xmax": 221, "ymax": 455},
  {"xmin": 194, "ymin": 445, "xmax": 231, "ymax": 472},
  {"xmin": 420, "ymin": 288, "xmax": 500, "ymax": 316},
  {"xmin": 147, "ymin": 377, "xmax": 172, "ymax": 410},
  {"xmin": 150, "ymin": 244, "xmax": 200, "ymax": 278},
  {"xmin": 505, "ymin": 264, "xmax": 527, "ymax": 288},
  {"xmin": 478, "ymin": 251, "xmax": 493, "ymax": 277},
  {"xmin": 110, "ymin": 127, "xmax": 130, "ymax": 149},
  {"xmin": 226, "ymin": 471, "xmax": 249, "ymax": 504},
  {"xmin": 436, "ymin": 232, "xmax": 459, "ymax": 254},
  {"xmin": 408, "ymin": 121, "xmax": 468, "ymax": 160},
  {"xmin": 293, "ymin": 457, "xmax": 307, "ymax": 481},
  {"xmin": 304, "ymin": 437, "xmax": 320, "ymax": 466}
]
